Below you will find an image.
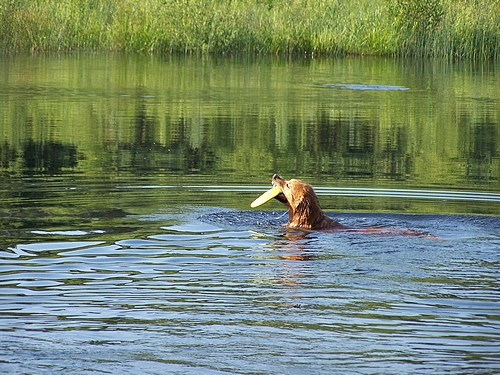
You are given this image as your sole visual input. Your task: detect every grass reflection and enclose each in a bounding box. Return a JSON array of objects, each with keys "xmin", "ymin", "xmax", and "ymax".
[{"xmin": 0, "ymin": 55, "xmax": 498, "ymax": 214}]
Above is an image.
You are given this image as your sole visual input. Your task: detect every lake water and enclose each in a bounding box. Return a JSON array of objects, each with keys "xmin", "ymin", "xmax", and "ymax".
[{"xmin": 0, "ymin": 54, "xmax": 499, "ymax": 374}]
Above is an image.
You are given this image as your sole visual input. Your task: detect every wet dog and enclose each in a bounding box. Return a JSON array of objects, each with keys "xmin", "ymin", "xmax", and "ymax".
[
  {"xmin": 268, "ymin": 174, "xmax": 432, "ymax": 237},
  {"xmin": 271, "ymin": 174, "xmax": 345, "ymax": 230}
]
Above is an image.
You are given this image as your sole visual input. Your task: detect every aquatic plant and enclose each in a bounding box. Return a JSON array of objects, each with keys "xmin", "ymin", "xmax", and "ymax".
[
  {"xmin": 0, "ymin": 0, "xmax": 497, "ymax": 59},
  {"xmin": 387, "ymin": 0, "xmax": 499, "ymax": 59}
]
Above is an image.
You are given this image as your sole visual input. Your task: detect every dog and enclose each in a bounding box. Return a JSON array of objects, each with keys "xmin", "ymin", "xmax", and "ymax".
[
  {"xmin": 271, "ymin": 174, "xmax": 345, "ymax": 230},
  {"xmin": 271, "ymin": 174, "xmax": 432, "ymax": 237}
]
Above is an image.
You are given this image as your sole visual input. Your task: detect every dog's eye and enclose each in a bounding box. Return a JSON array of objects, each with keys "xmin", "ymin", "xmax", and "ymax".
[{"xmin": 286, "ymin": 183, "xmax": 290, "ymax": 189}]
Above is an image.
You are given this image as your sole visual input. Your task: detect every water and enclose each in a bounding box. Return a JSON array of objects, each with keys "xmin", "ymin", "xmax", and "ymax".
[{"xmin": 0, "ymin": 54, "xmax": 499, "ymax": 374}]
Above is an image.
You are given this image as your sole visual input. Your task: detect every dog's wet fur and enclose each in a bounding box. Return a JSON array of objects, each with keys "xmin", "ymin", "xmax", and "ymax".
[{"xmin": 272, "ymin": 174, "xmax": 345, "ymax": 230}]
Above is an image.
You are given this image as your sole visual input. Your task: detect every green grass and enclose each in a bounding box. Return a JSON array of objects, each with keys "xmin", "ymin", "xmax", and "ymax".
[{"xmin": 0, "ymin": 0, "xmax": 498, "ymax": 59}]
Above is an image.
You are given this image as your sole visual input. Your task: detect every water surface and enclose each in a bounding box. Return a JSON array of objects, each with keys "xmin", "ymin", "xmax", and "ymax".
[{"xmin": 0, "ymin": 54, "xmax": 499, "ymax": 374}]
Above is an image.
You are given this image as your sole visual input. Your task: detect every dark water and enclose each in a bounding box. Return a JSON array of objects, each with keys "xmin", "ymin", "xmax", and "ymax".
[{"xmin": 0, "ymin": 54, "xmax": 499, "ymax": 374}]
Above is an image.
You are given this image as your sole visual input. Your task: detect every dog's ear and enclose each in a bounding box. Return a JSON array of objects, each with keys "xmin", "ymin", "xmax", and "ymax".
[
  {"xmin": 295, "ymin": 196, "xmax": 311, "ymax": 217},
  {"xmin": 295, "ymin": 187, "xmax": 322, "ymax": 223},
  {"xmin": 294, "ymin": 193, "xmax": 317, "ymax": 221}
]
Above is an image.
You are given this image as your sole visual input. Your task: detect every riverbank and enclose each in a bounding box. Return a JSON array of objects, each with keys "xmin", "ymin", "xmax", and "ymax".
[{"xmin": 1, "ymin": 0, "xmax": 497, "ymax": 59}]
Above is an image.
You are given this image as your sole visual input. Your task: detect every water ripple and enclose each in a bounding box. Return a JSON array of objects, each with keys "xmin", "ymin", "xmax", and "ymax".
[
  {"xmin": 120, "ymin": 185, "xmax": 500, "ymax": 203},
  {"xmin": 0, "ymin": 213, "xmax": 499, "ymax": 374}
]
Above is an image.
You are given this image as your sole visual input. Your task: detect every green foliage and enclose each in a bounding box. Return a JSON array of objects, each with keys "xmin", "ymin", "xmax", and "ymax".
[
  {"xmin": 388, "ymin": 0, "xmax": 443, "ymax": 56},
  {"xmin": 387, "ymin": 0, "xmax": 499, "ymax": 59},
  {"xmin": 389, "ymin": 0, "xmax": 444, "ymax": 35},
  {"xmin": 0, "ymin": 0, "xmax": 497, "ymax": 58}
]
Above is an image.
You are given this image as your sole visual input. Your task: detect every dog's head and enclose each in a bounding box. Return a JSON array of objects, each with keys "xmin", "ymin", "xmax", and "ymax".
[{"xmin": 272, "ymin": 174, "xmax": 323, "ymax": 228}]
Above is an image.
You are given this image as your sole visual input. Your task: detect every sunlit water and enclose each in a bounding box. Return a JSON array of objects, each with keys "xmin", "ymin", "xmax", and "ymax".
[{"xmin": 0, "ymin": 54, "xmax": 499, "ymax": 374}]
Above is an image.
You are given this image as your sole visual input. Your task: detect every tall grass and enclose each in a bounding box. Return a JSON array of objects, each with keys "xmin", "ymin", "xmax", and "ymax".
[
  {"xmin": 0, "ymin": 0, "xmax": 498, "ymax": 59},
  {"xmin": 387, "ymin": 0, "xmax": 499, "ymax": 59}
]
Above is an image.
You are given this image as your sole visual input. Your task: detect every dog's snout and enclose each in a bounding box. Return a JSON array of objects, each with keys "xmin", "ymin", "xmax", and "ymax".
[{"xmin": 272, "ymin": 174, "xmax": 282, "ymax": 182}]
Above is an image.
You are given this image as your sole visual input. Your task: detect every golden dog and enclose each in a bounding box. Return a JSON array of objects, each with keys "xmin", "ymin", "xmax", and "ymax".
[
  {"xmin": 271, "ymin": 174, "xmax": 345, "ymax": 230},
  {"xmin": 264, "ymin": 174, "xmax": 432, "ymax": 237}
]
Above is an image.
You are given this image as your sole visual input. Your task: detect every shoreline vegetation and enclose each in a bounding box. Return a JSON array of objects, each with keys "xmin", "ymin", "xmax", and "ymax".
[{"xmin": 0, "ymin": 0, "xmax": 498, "ymax": 59}]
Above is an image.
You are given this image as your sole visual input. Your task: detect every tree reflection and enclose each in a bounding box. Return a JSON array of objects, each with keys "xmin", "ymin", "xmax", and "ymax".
[
  {"xmin": 22, "ymin": 140, "xmax": 78, "ymax": 174},
  {"xmin": 0, "ymin": 55, "xmax": 497, "ymax": 189}
]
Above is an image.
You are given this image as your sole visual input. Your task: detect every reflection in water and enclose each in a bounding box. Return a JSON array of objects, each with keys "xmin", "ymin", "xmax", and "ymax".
[
  {"xmin": 0, "ymin": 55, "xmax": 498, "ymax": 373},
  {"xmin": 461, "ymin": 119, "xmax": 498, "ymax": 182},
  {"xmin": 22, "ymin": 140, "xmax": 78, "ymax": 173},
  {"xmin": 320, "ymin": 83, "xmax": 410, "ymax": 90},
  {"xmin": 275, "ymin": 231, "xmax": 317, "ymax": 262},
  {"xmin": 0, "ymin": 55, "xmax": 497, "ymax": 190}
]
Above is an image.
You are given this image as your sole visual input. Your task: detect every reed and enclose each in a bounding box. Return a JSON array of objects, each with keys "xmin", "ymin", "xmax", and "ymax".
[{"xmin": 0, "ymin": 0, "xmax": 497, "ymax": 59}]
